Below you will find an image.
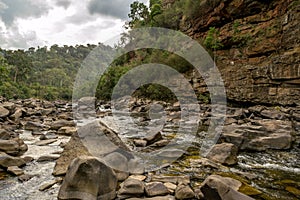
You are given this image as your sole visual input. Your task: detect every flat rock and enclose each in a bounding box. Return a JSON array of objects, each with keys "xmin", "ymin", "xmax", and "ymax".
[
  {"xmin": 7, "ymin": 166, "xmax": 24, "ymax": 176},
  {"xmin": 37, "ymin": 155, "xmax": 60, "ymax": 162},
  {"xmin": 34, "ymin": 139, "xmax": 57, "ymax": 146}
]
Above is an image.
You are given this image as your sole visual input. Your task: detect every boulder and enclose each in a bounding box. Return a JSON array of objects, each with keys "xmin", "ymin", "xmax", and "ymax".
[
  {"xmin": 0, "ymin": 152, "xmax": 26, "ymax": 167},
  {"xmin": 58, "ymin": 156, "xmax": 117, "ymax": 200},
  {"xmin": 200, "ymin": 175, "xmax": 254, "ymax": 200},
  {"xmin": 53, "ymin": 121, "xmax": 130, "ymax": 176},
  {"xmin": 145, "ymin": 182, "xmax": 170, "ymax": 197},
  {"xmin": 206, "ymin": 143, "xmax": 238, "ymax": 165},
  {"xmin": 0, "ymin": 129, "xmax": 11, "ymax": 140},
  {"xmin": 175, "ymin": 184, "xmax": 195, "ymax": 200}
]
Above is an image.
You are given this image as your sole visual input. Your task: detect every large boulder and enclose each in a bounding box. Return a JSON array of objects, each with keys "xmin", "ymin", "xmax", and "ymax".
[
  {"xmin": 58, "ymin": 156, "xmax": 117, "ymax": 200},
  {"xmin": 200, "ymin": 175, "xmax": 254, "ymax": 200},
  {"xmin": 53, "ymin": 121, "xmax": 130, "ymax": 176}
]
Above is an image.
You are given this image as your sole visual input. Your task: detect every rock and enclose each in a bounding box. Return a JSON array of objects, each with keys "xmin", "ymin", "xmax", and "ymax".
[
  {"xmin": 164, "ymin": 182, "xmax": 177, "ymax": 192},
  {"xmin": 53, "ymin": 132, "xmax": 91, "ymax": 176},
  {"xmin": 50, "ymin": 120, "xmax": 75, "ymax": 130},
  {"xmin": 34, "ymin": 139, "xmax": 57, "ymax": 146},
  {"xmin": 1, "ymin": 102, "xmax": 15, "ymax": 111},
  {"xmin": 221, "ymin": 119, "xmax": 293, "ymax": 151},
  {"xmin": 0, "ymin": 138, "xmax": 28, "ymax": 156},
  {"xmin": 118, "ymin": 178, "xmax": 145, "ymax": 198},
  {"xmin": 151, "ymin": 175, "xmax": 190, "ymax": 185},
  {"xmin": 145, "ymin": 182, "xmax": 170, "ymax": 197},
  {"xmin": 129, "ymin": 175, "xmax": 147, "ymax": 181},
  {"xmin": 37, "ymin": 155, "xmax": 60, "ymax": 162},
  {"xmin": 134, "ymin": 139, "xmax": 147, "ymax": 147},
  {"xmin": 200, "ymin": 175, "xmax": 254, "ymax": 200},
  {"xmin": 39, "ymin": 178, "xmax": 63, "ymax": 191},
  {"xmin": 127, "ymin": 195, "xmax": 175, "ymax": 200},
  {"xmin": 58, "ymin": 156, "xmax": 117, "ymax": 200},
  {"xmin": 57, "ymin": 126, "xmax": 77, "ymax": 136},
  {"xmin": 18, "ymin": 174, "xmax": 35, "ymax": 182},
  {"xmin": 7, "ymin": 166, "xmax": 24, "ymax": 176},
  {"xmin": 143, "ymin": 132, "xmax": 163, "ymax": 145},
  {"xmin": 175, "ymin": 184, "xmax": 195, "ymax": 200},
  {"xmin": 53, "ymin": 120, "xmax": 130, "ymax": 176},
  {"xmin": 248, "ymin": 133, "xmax": 292, "ymax": 151},
  {"xmin": 0, "ymin": 152, "xmax": 26, "ymax": 167},
  {"xmin": 24, "ymin": 121, "xmax": 48, "ymax": 131},
  {"xmin": 10, "ymin": 108, "xmax": 23, "ymax": 121},
  {"xmin": 39, "ymin": 132, "xmax": 58, "ymax": 140},
  {"xmin": 0, "ymin": 106, "xmax": 10, "ymax": 118},
  {"xmin": 206, "ymin": 143, "xmax": 238, "ymax": 165},
  {"xmin": 0, "ymin": 129, "xmax": 11, "ymax": 140}
]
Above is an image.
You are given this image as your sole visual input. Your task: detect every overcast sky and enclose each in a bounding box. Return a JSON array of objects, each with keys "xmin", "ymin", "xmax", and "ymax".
[{"xmin": 0, "ymin": 0, "xmax": 148, "ymax": 49}]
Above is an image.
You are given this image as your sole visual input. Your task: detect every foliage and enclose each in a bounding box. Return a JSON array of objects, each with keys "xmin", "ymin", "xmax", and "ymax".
[
  {"xmin": 204, "ymin": 27, "xmax": 223, "ymax": 51},
  {"xmin": 0, "ymin": 44, "xmax": 100, "ymax": 100}
]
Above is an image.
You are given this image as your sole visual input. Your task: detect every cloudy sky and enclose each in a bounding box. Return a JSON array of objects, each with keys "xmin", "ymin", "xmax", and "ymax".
[{"xmin": 0, "ymin": 0, "xmax": 148, "ymax": 49}]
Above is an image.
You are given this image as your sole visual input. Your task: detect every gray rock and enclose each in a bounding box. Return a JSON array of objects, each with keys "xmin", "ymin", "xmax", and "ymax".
[
  {"xmin": 58, "ymin": 156, "xmax": 117, "ymax": 200},
  {"xmin": 145, "ymin": 182, "xmax": 169, "ymax": 197},
  {"xmin": 175, "ymin": 184, "xmax": 195, "ymax": 200},
  {"xmin": 206, "ymin": 143, "xmax": 238, "ymax": 165}
]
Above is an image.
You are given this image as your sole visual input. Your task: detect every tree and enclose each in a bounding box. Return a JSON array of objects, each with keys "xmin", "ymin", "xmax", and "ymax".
[{"xmin": 127, "ymin": 1, "xmax": 150, "ymax": 29}]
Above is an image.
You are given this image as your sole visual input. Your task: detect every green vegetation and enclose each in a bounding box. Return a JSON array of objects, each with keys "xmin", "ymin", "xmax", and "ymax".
[
  {"xmin": 204, "ymin": 27, "xmax": 223, "ymax": 51},
  {"xmin": 0, "ymin": 44, "xmax": 98, "ymax": 100}
]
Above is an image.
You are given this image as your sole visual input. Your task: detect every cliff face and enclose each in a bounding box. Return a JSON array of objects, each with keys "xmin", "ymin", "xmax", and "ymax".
[{"xmin": 166, "ymin": 0, "xmax": 300, "ymax": 105}]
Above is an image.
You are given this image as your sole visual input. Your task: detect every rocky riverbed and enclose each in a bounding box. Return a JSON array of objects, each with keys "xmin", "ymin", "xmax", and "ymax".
[{"xmin": 0, "ymin": 97, "xmax": 299, "ymax": 199}]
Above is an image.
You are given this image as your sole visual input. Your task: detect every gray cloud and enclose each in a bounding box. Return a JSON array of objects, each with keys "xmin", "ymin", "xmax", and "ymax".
[
  {"xmin": 55, "ymin": 0, "xmax": 71, "ymax": 9},
  {"xmin": 0, "ymin": 0, "xmax": 50, "ymax": 26},
  {"xmin": 0, "ymin": 25, "xmax": 44, "ymax": 49},
  {"xmin": 88, "ymin": 0, "xmax": 148, "ymax": 20}
]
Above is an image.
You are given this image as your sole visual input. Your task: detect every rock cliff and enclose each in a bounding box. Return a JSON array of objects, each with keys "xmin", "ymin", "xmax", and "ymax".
[{"xmin": 165, "ymin": 0, "xmax": 300, "ymax": 105}]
